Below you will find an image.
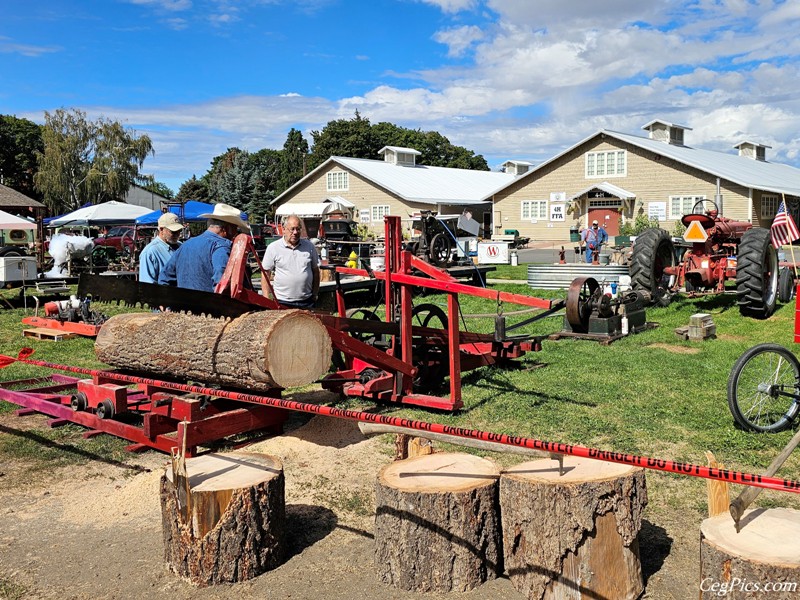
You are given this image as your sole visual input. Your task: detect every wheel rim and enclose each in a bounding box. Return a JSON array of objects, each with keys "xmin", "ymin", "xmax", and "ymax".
[
  {"xmin": 734, "ymin": 350, "xmax": 799, "ymax": 430},
  {"xmin": 762, "ymin": 246, "xmax": 778, "ymax": 308}
]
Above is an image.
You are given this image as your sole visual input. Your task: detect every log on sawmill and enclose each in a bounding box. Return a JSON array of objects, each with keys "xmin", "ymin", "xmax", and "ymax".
[
  {"xmin": 500, "ymin": 456, "xmax": 647, "ymax": 600},
  {"xmin": 95, "ymin": 310, "xmax": 332, "ymax": 391},
  {"xmin": 700, "ymin": 508, "xmax": 800, "ymax": 599},
  {"xmin": 161, "ymin": 452, "xmax": 285, "ymax": 586},
  {"xmin": 375, "ymin": 452, "xmax": 502, "ymax": 593}
]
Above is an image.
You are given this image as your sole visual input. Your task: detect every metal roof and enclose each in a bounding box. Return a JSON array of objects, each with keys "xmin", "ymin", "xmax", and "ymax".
[
  {"xmin": 273, "ymin": 156, "xmax": 514, "ymax": 207},
  {"xmin": 488, "ymin": 128, "xmax": 800, "ymax": 199},
  {"xmin": 569, "ymin": 181, "xmax": 636, "ymax": 201}
]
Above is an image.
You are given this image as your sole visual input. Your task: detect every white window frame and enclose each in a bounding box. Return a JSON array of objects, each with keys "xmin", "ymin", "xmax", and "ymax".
[
  {"xmin": 371, "ymin": 205, "xmax": 390, "ymax": 222},
  {"xmin": 761, "ymin": 194, "xmax": 778, "ymax": 219},
  {"xmin": 521, "ymin": 200, "xmax": 548, "ymax": 221},
  {"xmin": 668, "ymin": 195, "xmax": 706, "ymax": 219},
  {"xmin": 326, "ymin": 171, "xmax": 349, "ymax": 192},
  {"xmin": 585, "ymin": 150, "xmax": 627, "ymax": 178}
]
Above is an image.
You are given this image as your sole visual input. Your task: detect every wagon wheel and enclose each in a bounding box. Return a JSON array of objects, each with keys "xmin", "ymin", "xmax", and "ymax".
[
  {"xmin": 565, "ymin": 276, "xmax": 599, "ymax": 334},
  {"xmin": 330, "ymin": 308, "xmax": 386, "ymax": 372},
  {"xmin": 428, "ymin": 233, "xmax": 451, "ymax": 266},
  {"xmin": 411, "ymin": 303, "xmax": 449, "ymax": 392}
]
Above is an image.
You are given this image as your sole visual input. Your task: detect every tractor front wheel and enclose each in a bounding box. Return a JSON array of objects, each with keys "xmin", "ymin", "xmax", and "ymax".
[
  {"xmin": 736, "ymin": 227, "xmax": 778, "ymax": 319},
  {"xmin": 630, "ymin": 228, "xmax": 676, "ymax": 305}
]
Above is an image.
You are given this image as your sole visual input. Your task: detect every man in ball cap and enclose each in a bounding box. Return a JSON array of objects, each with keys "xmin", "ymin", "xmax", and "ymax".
[
  {"xmin": 580, "ymin": 219, "xmax": 608, "ymax": 264},
  {"xmin": 159, "ymin": 203, "xmax": 249, "ymax": 292},
  {"xmin": 138, "ymin": 212, "xmax": 184, "ymax": 284}
]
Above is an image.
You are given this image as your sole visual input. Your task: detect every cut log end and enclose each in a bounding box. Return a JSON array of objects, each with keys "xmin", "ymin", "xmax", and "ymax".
[
  {"xmin": 701, "ymin": 508, "xmax": 800, "ymax": 567},
  {"xmin": 379, "ymin": 451, "xmax": 499, "ymax": 494},
  {"xmin": 263, "ymin": 310, "xmax": 332, "ymax": 387}
]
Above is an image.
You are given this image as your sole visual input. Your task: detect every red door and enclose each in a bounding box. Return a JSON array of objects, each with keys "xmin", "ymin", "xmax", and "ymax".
[{"xmin": 588, "ymin": 208, "xmax": 620, "ymax": 236}]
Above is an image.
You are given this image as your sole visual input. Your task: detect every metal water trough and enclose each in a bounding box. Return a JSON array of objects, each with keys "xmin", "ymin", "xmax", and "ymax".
[{"xmin": 527, "ymin": 264, "xmax": 630, "ymax": 290}]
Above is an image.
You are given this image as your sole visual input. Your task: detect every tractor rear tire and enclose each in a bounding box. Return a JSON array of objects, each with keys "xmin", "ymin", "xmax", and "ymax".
[
  {"xmin": 779, "ymin": 267, "xmax": 795, "ymax": 303},
  {"xmin": 630, "ymin": 228, "xmax": 675, "ymax": 304},
  {"xmin": 736, "ymin": 227, "xmax": 778, "ymax": 319}
]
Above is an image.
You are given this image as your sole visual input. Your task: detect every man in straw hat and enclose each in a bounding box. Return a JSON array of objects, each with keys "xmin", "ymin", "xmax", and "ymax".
[
  {"xmin": 261, "ymin": 214, "xmax": 320, "ymax": 308},
  {"xmin": 159, "ymin": 203, "xmax": 249, "ymax": 292},
  {"xmin": 139, "ymin": 212, "xmax": 184, "ymax": 284}
]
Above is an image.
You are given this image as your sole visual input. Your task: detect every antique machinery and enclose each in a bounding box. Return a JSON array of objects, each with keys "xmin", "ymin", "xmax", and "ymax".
[
  {"xmin": 630, "ymin": 200, "xmax": 779, "ymax": 318},
  {"xmin": 562, "ymin": 276, "xmax": 648, "ymax": 340},
  {"xmin": 22, "ymin": 295, "xmax": 107, "ymax": 337}
]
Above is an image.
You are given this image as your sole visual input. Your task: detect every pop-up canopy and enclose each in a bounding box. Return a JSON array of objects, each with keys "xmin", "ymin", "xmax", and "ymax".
[
  {"xmin": 0, "ymin": 210, "xmax": 36, "ymax": 229},
  {"xmin": 47, "ymin": 201, "xmax": 151, "ymax": 227},
  {"xmin": 135, "ymin": 201, "xmax": 249, "ymax": 225}
]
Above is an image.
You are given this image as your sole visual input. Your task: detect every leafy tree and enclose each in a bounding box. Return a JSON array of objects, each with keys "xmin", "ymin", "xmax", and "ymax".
[
  {"xmin": 0, "ymin": 115, "xmax": 43, "ymax": 198},
  {"xmin": 175, "ymin": 175, "xmax": 209, "ymax": 202},
  {"xmin": 308, "ymin": 110, "xmax": 380, "ymax": 168},
  {"xmin": 34, "ymin": 108, "xmax": 153, "ymax": 212},
  {"xmin": 278, "ymin": 128, "xmax": 309, "ymax": 194},
  {"xmin": 142, "ymin": 180, "xmax": 174, "ymax": 199}
]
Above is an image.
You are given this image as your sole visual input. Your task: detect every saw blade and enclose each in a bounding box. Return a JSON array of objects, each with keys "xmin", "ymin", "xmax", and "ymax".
[{"xmin": 78, "ymin": 273, "xmax": 257, "ymax": 319}]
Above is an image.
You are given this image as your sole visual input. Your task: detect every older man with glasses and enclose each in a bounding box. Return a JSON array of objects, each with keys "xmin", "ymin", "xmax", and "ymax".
[{"xmin": 261, "ymin": 214, "xmax": 320, "ymax": 308}]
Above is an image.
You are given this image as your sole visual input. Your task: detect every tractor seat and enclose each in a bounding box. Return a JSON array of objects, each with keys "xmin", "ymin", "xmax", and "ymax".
[{"xmin": 681, "ymin": 212, "xmax": 715, "ymax": 230}]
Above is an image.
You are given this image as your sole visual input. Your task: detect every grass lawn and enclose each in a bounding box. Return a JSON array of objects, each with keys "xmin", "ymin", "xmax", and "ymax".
[{"xmin": 0, "ymin": 278, "xmax": 798, "ymax": 514}]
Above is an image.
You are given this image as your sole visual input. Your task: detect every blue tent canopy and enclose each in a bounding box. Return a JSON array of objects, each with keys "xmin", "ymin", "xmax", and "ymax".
[{"xmin": 135, "ymin": 201, "xmax": 249, "ymax": 225}]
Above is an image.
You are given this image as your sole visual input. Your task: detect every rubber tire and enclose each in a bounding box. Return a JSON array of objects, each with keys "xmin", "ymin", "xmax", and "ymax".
[
  {"xmin": 779, "ymin": 267, "xmax": 794, "ymax": 303},
  {"xmin": 736, "ymin": 227, "xmax": 778, "ymax": 319},
  {"xmin": 727, "ymin": 343, "xmax": 800, "ymax": 432},
  {"xmin": 630, "ymin": 228, "xmax": 676, "ymax": 301}
]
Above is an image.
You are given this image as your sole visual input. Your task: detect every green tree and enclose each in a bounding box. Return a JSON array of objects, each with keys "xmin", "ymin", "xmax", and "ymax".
[
  {"xmin": 250, "ymin": 148, "xmax": 282, "ymax": 223},
  {"xmin": 278, "ymin": 128, "xmax": 309, "ymax": 194},
  {"xmin": 207, "ymin": 148, "xmax": 255, "ymax": 212},
  {"xmin": 175, "ymin": 175, "xmax": 210, "ymax": 202},
  {"xmin": 371, "ymin": 122, "xmax": 488, "ymax": 170},
  {"xmin": 309, "ymin": 110, "xmax": 380, "ymax": 168},
  {"xmin": 34, "ymin": 108, "xmax": 153, "ymax": 212},
  {"xmin": 0, "ymin": 115, "xmax": 44, "ymax": 198}
]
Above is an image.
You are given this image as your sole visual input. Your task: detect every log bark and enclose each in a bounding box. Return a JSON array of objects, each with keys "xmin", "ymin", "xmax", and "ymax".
[
  {"xmin": 96, "ymin": 309, "xmax": 332, "ymax": 390},
  {"xmin": 500, "ymin": 456, "xmax": 647, "ymax": 600},
  {"xmin": 700, "ymin": 508, "xmax": 800, "ymax": 599},
  {"xmin": 160, "ymin": 451, "xmax": 285, "ymax": 586},
  {"xmin": 375, "ymin": 452, "xmax": 502, "ymax": 593}
]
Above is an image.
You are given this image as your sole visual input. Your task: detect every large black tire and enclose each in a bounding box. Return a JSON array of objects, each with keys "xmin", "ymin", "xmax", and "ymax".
[
  {"xmin": 779, "ymin": 267, "xmax": 795, "ymax": 303},
  {"xmin": 629, "ymin": 228, "xmax": 675, "ymax": 302},
  {"xmin": 727, "ymin": 343, "xmax": 800, "ymax": 432},
  {"xmin": 736, "ymin": 227, "xmax": 778, "ymax": 319}
]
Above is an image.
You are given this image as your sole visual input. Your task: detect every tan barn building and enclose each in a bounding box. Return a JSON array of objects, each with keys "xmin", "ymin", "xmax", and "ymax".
[
  {"xmin": 271, "ymin": 146, "xmax": 515, "ymax": 237},
  {"xmin": 489, "ymin": 120, "xmax": 800, "ymax": 242}
]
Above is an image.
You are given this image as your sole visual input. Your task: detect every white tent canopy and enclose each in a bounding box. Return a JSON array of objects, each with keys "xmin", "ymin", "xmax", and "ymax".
[
  {"xmin": 0, "ymin": 210, "xmax": 36, "ymax": 229},
  {"xmin": 48, "ymin": 201, "xmax": 151, "ymax": 227},
  {"xmin": 276, "ymin": 201, "xmax": 352, "ymax": 219}
]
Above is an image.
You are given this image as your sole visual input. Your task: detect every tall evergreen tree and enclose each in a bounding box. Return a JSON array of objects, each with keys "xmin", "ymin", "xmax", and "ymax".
[
  {"xmin": 278, "ymin": 128, "xmax": 309, "ymax": 194},
  {"xmin": 175, "ymin": 175, "xmax": 210, "ymax": 202}
]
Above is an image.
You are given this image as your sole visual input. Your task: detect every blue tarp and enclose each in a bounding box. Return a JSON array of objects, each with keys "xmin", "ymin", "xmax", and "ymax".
[{"xmin": 135, "ymin": 201, "xmax": 248, "ymax": 225}]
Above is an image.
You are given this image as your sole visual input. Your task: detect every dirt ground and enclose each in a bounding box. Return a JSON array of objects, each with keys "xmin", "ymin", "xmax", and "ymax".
[{"xmin": 0, "ymin": 404, "xmax": 705, "ymax": 600}]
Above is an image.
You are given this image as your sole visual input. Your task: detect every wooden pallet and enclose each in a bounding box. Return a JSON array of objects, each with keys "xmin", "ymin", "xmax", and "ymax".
[{"xmin": 22, "ymin": 327, "xmax": 78, "ymax": 342}]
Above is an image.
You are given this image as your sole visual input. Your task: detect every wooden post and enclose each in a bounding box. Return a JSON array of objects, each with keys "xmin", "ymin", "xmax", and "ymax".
[
  {"xmin": 500, "ymin": 456, "xmax": 647, "ymax": 600},
  {"xmin": 700, "ymin": 508, "xmax": 800, "ymax": 598},
  {"xmin": 375, "ymin": 452, "xmax": 502, "ymax": 593},
  {"xmin": 160, "ymin": 452, "xmax": 285, "ymax": 586}
]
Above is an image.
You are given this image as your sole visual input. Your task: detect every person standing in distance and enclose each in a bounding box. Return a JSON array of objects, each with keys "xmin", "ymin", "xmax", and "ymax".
[
  {"xmin": 581, "ymin": 219, "xmax": 608, "ymax": 264},
  {"xmin": 159, "ymin": 203, "xmax": 249, "ymax": 292},
  {"xmin": 261, "ymin": 214, "xmax": 320, "ymax": 308},
  {"xmin": 138, "ymin": 212, "xmax": 184, "ymax": 284}
]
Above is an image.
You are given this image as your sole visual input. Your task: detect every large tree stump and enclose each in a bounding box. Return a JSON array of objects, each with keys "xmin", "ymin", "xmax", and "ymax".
[
  {"xmin": 96, "ymin": 309, "xmax": 331, "ymax": 390},
  {"xmin": 700, "ymin": 508, "xmax": 800, "ymax": 599},
  {"xmin": 160, "ymin": 451, "xmax": 285, "ymax": 586},
  {"xmin": 500, "ymin": 456, "xmax": 647, "ymax": 600},
  {"xmin": 375, "ymin": 452, "xmax": 502, "ymax": 593}
]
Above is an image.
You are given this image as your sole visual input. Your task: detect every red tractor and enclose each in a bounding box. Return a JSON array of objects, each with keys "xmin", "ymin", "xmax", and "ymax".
[{"xmin": 630, "ymin": 200, "xmax": 784, "ymax": 319}]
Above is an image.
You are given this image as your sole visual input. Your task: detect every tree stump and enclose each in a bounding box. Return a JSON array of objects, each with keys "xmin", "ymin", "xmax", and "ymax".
[
  {"xmin": 500, "ymin": 456, "xmax": 647, "ymax": 600},
  {"xmin": 375, "ymin": 452, "xmax": 502, "ymax": 593},
  {"xmin": 700, "ymin": 508, "xmax": 800, "ymax": 599},
  {"xmin": 160, "ymin": 451, "xmax": 285, "ymax": 586},
  {"xmin": 96, "ymin": 309, "xmax": 331, "ymax": 391}
]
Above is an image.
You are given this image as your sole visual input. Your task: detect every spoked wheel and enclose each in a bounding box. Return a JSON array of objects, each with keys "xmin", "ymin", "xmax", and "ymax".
[
  {"xmin": 331, "ymin": 307, "xmax": 386, "ymax": 371},
  {"xmin": 727, "ymin": 343, "xmax": 800, "ymax": 432},
  {"xmin": 428, "ymin": 233, "xmax": 451, "ymax": 266},
  {"xmin": 565, "ymin": 277, "xmax": 599, "ymax": 334},
  {"xmin": 411, "ymin": 303, "xmax": 449, "ymax": 392}
]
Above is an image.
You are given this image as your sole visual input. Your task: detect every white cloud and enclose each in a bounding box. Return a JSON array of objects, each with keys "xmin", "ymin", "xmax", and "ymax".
[
  {"xmin": 128, "ymin": 0, "xmax": 192, "ymax": 11},
  {"xmin": 433, "ymin": 25, "xmax": 484, "ymax": 58},
  {"xmin": 0, "ymin": 37, "xmax": 61, "ymax": 57},
  {"xmin": 417, "ymin": 0, "xmax": 479, "ymax": 14}
]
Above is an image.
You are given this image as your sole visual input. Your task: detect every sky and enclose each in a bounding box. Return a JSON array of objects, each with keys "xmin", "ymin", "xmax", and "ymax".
[{"xmin": 3, "ymin": 0, "xmax": 800, "ymax": 195}]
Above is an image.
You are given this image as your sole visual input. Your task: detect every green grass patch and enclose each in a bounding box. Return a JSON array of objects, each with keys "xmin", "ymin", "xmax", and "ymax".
[{"xmin": 0, "ymin": 575, "xmax": 28, "ymax": 600}]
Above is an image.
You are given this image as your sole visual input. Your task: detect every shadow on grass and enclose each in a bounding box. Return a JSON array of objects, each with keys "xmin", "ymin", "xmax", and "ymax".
[{"xmin": 0, "ymin": 423, "xmax": 149, "ymax": 472}]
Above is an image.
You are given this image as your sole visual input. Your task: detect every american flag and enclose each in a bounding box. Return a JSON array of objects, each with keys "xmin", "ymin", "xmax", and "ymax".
[{"xmin": 771, "ymin": 200, "xmax": 800, "ymax": 249}]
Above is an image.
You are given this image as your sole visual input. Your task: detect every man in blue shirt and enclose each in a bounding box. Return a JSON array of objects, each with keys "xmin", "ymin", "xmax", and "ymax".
[
  {"xmin": 138, "ymin": 212, "xmax": 184, "ymax": 283},
  {"xmin": 159, "ymin": 203, "xmax": 249, "ymax": 292},
  {"xmin": 581, "ymin": 219, "xmax": 608, "ymax": 264}
]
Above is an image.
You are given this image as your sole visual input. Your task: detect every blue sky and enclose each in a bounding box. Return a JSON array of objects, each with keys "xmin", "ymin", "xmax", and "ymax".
[{"xmin": 3, "ymin": 0, "xmax": 800, "ymax": 194}]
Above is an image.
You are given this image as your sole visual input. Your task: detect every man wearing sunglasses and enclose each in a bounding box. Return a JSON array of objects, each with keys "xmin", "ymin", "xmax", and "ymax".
[{"xmin": 261, "ymin": 214, "xmax": 320, "ymax": 308}]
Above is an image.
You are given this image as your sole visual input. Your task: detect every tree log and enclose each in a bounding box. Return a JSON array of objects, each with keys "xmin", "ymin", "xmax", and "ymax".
[
  {"xmin": 160, "ymin": 451, "xmax": 285, "ymax": 586},
  {"xmin": 375, "ymin": 452, "xmax": 502, "ymax": 593},
  {"xmin": 700, "ymin": 508, "xmax": 800, "ymax": 599},
  {"xmin": 500, "ymin": 456, "xmax": 647, "ymax": 600},
  {"xmin": 95, "ymin": 309, "xmax": 332, "ymax": 390}
]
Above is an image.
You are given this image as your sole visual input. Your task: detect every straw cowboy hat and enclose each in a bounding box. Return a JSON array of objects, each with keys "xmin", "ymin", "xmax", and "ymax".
[{"xmin": 199, "ymin": 203, "xmax": 250, "ymax": 232}]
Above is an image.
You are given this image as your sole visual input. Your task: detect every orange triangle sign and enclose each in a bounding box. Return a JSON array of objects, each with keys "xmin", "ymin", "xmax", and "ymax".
[{"xmin": 683, "ymin": 220, "xmax": 709, "ymax": 243}]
